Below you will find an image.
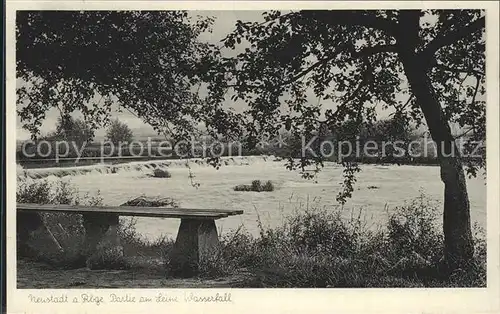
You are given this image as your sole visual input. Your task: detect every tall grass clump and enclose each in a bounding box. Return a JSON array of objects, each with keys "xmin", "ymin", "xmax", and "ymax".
[
  {"xmin": 116, "ymin": 217, "xmax": 174, "ymax": 266},
  {"xmin": 234, "ymin": 180, "xmax": 275, "ymax": 192},
  {"xmin": 119, "ymin": 196, "xmax": 177, "ymax": 266},
  {"xmin": 206, "ymin": 193, "xmax": 486, "ymax": 288}
]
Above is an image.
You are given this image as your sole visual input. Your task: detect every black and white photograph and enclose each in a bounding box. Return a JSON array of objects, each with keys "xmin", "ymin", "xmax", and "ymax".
[{"xmin": 6, "ymin": 2, "xmax": 500, "ymax": 311}]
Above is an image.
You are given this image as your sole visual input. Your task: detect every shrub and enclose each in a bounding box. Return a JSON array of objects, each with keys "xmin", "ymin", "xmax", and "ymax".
[
  {"xmin": 386, "ymin": 194, "xmax": 444, "ymax": 270},
  {"xmin": 251, "ymin": 180, "xmax": 262, "ymax": 191},
  {"xmin": 221, "ymin": 228, "xmax": 261, "ymax": 267},
  {"xmin": 196, "ymin": 247, "xmax": 235, "ymax": 279},
  {"xmin": 216, "ymin": 193, "xmax": 486, "ymax": 288},
  {"xmin": 233, "ymin": 184, "xmax": 251, "ymax": 192},
  {"xmin": 262, "ymin": 180, "xmax": 275, "ymax": 191},
  {"xmin": 188, "ymin": 227, "xmax": 259, "ymax": 279},
  {"xmin": 16, "ymin": 179, "xmax": 88, "ymax": 245},
  {"xmin": 151, "ymin": 168, "xmax": 171, "ymax": 178},
  {"xmin": 234, "ymin": 180, "xmax": 275, "ymax": 192},
  {"xmin": 284, "ymin": 209, "xmax": 356, "ymax": 256},
  {"xmin": 85, "ymin": 245, "xmax": 127, "ymax": 270}
]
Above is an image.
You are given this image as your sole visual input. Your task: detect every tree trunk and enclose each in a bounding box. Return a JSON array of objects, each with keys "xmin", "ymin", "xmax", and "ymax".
[{"xmin": 399, "ymin": 52, "xmax": 474, "ymax": 269}]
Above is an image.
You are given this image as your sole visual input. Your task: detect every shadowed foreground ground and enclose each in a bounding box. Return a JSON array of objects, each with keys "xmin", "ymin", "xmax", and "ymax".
[{"xmin": 17, "ymin": 259, "xmax": 258, "ymax": 289}]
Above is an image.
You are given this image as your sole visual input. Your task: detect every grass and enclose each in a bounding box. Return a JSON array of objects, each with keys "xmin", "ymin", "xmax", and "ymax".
[
  {"xmin": 197, "ymin": 194, "xmax": 486, "ymax": 287},
  {"xmin": 234, "ymin": 180, "xmax": 275, "ymax": 192},
  {"xmin": 17, "ymin": 178, "xmax": 486, "ymax": 287}
]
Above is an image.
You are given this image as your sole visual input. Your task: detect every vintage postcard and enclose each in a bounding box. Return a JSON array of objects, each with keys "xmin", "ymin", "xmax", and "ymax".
[{"xmin": 5, "ymin": 1, "xmax": 500, "ymax": 313}]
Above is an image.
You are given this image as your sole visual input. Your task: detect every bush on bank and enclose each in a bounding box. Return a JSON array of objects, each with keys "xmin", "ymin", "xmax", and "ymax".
[
  {"xmin": 208, "ymin": 194, "xmax": 486, "ymax": 287},
  {"xmin": 150, "ymin": 168, "xmax": 172, "ymax": 178},
  {"xmin": 234, "ymin": 180, "xmax": 275, "ymax": 192}
]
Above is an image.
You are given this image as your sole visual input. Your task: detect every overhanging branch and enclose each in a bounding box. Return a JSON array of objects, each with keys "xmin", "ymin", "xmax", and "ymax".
[
  {"xmin": 280, "ymin": 44, "xmax": 396, "ymax": 87},
  {"xmin": 280, "ymin": 57, "xmax": 334, "ymax": 86},
  {"xmin": 356, "ymin": 44, "xmax": 397, "ymax": 57},
  {"xmin": 420, "ymin": 16, "xmax": 485, "ymax": 64},
  {"xmin": 301, "ymin": 10, "xmax": 398, "ymax": 37},
  {"xmin": 454, "ymin": 127, "xmax": 474, "ymax": 140},
  {"xmin": 324, "ymin": 67, "xmax": 372, "ymax": 125},
  {"xmin": 433, "ymin": 62, "xmax": 485, "ymax": 77},
  {"xmin": 470, "ymin": 75, "xmax": 481, "ymax": 107},
  {"xmin": 391, "ymin": 94, "xmax": 415, "ymax": 116}
]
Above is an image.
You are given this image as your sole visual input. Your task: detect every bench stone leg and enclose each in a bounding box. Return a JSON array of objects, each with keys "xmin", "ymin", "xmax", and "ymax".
[
  {"xmin": 168, "ymin": 218, "xmax": 220, "ymax": 277},
  {"xmin": 82, "ymin": 213, "xmax": 122, "ymax": 268},
  {"xmin": 16, "ymin": 211, "xmax": 44, "ymax": 258}
]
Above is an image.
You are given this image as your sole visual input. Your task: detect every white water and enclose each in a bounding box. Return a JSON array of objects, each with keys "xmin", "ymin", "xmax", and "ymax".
[
  {"xmin": 17, "ymin": 155, "xmax": 278, "ymax": 180},
  {"xmin": 19, "ymin": 156, "xmax": 487, "ymax": 241}
]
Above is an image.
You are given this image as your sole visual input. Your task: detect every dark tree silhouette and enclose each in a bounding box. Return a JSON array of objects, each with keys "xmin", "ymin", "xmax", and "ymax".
[
  {"xmin": 105, "ymin": 119, "xmax": 134, "ymax": 145},
  {"xmin": 46, "ymin": 115, "xmax": 93, "ymax": 146},
  {"xmin": 16, "ymin": 11, "xmax": 214, "ymax": 142},
  {"xmin": 200, "ymin": 10, "xmax": 485, "ymax": 269}
]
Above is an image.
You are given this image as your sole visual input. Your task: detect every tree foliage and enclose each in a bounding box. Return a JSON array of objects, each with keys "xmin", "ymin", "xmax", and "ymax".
[
  {"xmin": 200, "ymin": 10, "xmax": 485, "ymax": 178},
  {"xmin": 105, "ymin": 119, "xmax": 134, "ymax": 145},
  {"xmin": 44, "ymin": 115, "xmax": 93, "ymax": 145},
  {"xmin": 14, "ymin": 10, "xmax": 487, "ymax": 174},
  {"xmin": 16, "ymin": 10, "xmax": 215, "ymax": 142},
  {"xmin": 197, "ymin": 10, "xmax": 485, "ymax": 266}
]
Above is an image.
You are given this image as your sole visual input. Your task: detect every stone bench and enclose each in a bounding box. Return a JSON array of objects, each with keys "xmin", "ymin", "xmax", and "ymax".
[{"xmin": 17, "ymin": 203, "xmax": 243, "ymax": 277}]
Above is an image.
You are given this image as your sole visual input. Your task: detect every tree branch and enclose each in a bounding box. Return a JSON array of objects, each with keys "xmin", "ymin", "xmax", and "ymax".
[
  {"xmin": 397, "ymin": 10, "xmax": 422, "ymax": 50},
  {"xmin": 454, "ymin": 127, "xmax": 474, "ymax": 139},
  {"xmin": 433, "ymin": 62, "xmax": 485, "ymax": 77},
  {"xmin": 356, "ymin": 44, "xmax": 397, "ymax": 56},
  {"xmin": 257, "ymin": 12, "xmax": 297, "ymax": 26},
  {"xmin": 280, "ymin": 57, "xmax": 334, "ymax": 86},
  {"xmin": 301, "ymin": 10, "xmax": 398, "ymax": 37},
  {"xmin": 226, "ymin": 83, "xmax": 264, "ymax": 89},
  {"xmin": 391, "ymin": 94, "xmax": 414, "ymax": 117},
  {"xmin": 420, "ymin": 16, "xmax": 485, "ymax": 64},
  {"xmin": 470, "ymin": 75, "xmax": 481, "ymax": 107},
  {"xmin": 280, "ymin": 44, "xmax": 396, "ymax": 87},
  {"xmin": 324, "ymin": 69, "xmax": 371, "ymax": 125}
]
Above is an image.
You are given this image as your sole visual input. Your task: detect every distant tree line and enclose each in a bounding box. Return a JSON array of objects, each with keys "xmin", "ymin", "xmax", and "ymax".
[
  {"xmin": 19, "ymin": 115, "xmax": 482, "ymax": 169},
  {"xmin": 17, "ymin": 117, "xmax": 136, "ymax": 162}
]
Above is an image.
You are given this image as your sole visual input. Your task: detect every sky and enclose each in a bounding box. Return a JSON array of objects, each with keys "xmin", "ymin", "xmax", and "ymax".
[{"xmin": 16, "ymin": 10, "xmax": 399, "ymax": 141}]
